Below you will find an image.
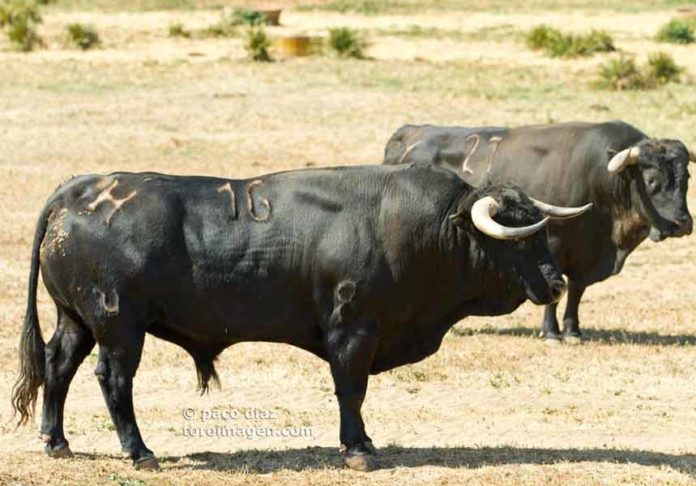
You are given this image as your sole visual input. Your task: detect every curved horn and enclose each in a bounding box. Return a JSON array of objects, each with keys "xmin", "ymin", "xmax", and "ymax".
[
  {"xmin": 529, "ymin": 198, "xmax": 593, "ymax": 219},
  {"xmin": 471, "ymin": 196, "xmax": 549, "ymax": 240},
  {"xmin": 689, "ymin": 149, "xmax": 696, "ymax": 163},
  {"xmin": 607, "ymin": 146, "xmax": 641, "ymax": 173}
]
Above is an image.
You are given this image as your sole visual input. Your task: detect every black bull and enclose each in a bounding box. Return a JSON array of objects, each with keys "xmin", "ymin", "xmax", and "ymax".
[
  {"xmin": 384, "ymin": 120, "xmax": 694, "ymax": 342},
  {"xmin": 13, "ymin": 164, "xmax": 575, "ymax": 471}
]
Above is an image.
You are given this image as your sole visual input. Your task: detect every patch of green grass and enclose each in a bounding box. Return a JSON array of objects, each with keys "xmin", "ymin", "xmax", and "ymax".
[
  {"xmin": 596, "ymin": 53, "xmax": 683, "ymax": 91},
  {"xmin": 645, "ymin": 51, "xmax": 682, "ymax": 85},
  {"xmin": 526, "ymin": 25, "xmax": 615, "ymax": 58},
  {"xmin": 0, "ymin": 0, "xmax": 42, "ymax": 51},
  {"xmin": 328, "ymin": 27, "xmax": 366, "ymax": 59},
  {"xmin": 229, "ymin": 7, "xmax": 266, "ymax": 26},
  {"xmin": 655, "ymin": 19, "xmax": 695, "ymax": 44},
  {"xmin": 168, "ymin": 21, "xmax": 190, "ymax": 38},
  {"xmin": 596, "ymin": 56, "xmax": 648, "ymax": 90},
  {"xmin": 66, "ymin": 22, "xmax": 99, "ymax": 49},
  {"xmin": 526, "ymin": 24, "xmax": 562, "ymax": 50},
  {"xmin": 245, "ymin": 26, "xmax": 271, "ymax": 62},
  {"xmin": 199, "ymin": 7, "xmax": 266, "ymax": 39}
]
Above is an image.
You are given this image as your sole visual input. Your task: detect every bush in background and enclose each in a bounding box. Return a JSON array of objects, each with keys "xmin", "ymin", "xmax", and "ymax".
[
  {"xmin": 66, "ymin": 22, "xmax": 100, "ymax": 50},
  {"xmin": 168, "ymin": 22, "xmax": 190, "ymax": 38},
  {"xmin": 645, "ymin": 51, "xmax": 682, "ymax": 84},
  {"xmin": 245, "ymin": 26, "xmax": 271, "ymax": 62},
  {"xmin": 526, "ymin": 24, "xmax": 615, "ymax": 58},
  {"xmin": 655, "ymin": 19, "xmax": 695, "ymax": 44},
  {"xmin": 328, "ymin": 27, "xmax": 366, "ymax": 58},
  {"xmin": 596, "ymin": 56, "xmax": 647, "ymax": 90},
  {"xmin": 526, "ymin": 25, "xmax": 563, "ymax": 50},
  {"xmin": 0, "ymin": 0, "xmax": 42, "ymax": 51},
  {"xmin": 596, "ymin": 53, "xmax": 683, "ymax": 90},
  {"xmin": 231, "ymin": 8, "xmax": 267, "ymax": 26}
]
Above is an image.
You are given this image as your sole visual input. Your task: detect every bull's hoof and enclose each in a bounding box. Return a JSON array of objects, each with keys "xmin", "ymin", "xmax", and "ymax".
[
  {"xmin": 545, "ymin": 337, "xmax": 563, "ymax": 346},
  {"xmin": 134, "ymin": 455, "xmax": 160, "ymax": 471},
  {"xmin": 45, "ymin": 444, "xmax": 73, "ymax": 459},
  {"xmin": 345, "ymin": 453, "xmax": 378, "ymax": 472},
  {"xmin": 365, "ymin": 441, "xmax": 377, "ymax": 454},
  {"xmin": 564, "ymin": 335, "xmax": 582, "ymax": 345}
]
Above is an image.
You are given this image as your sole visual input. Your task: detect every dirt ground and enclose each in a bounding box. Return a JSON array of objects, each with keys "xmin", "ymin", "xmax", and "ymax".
[{"xmin": 0, "ymin": 1, "xmax": 695, "ymax": 484}]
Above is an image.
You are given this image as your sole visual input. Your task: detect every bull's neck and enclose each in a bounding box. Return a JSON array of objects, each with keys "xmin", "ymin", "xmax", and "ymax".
[
  {"xmin": 435, "ymin": 218, "xmax": 522, "ymax": 321},
  {"xmin": 598, "ymin": 164, "xmax": 651, "ymax": 251}
]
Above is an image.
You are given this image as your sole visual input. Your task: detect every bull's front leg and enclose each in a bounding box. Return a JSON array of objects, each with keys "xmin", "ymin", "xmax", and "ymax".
[
  {"xmin": 562, "ymin": 279, "xmax": 586, "ymax": 344},
  {"xmin": 540, "ymin": 302, "xmax": 563, "ymax": 344},
  {"xmin": 325, "ymin": 297, "xmax": 379, "ymax": 471}
]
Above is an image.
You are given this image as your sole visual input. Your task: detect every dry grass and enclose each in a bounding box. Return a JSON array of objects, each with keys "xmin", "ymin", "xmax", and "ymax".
[{"xmin": 0, "ymin": 1, "xmax": 695, "ymax": 485}]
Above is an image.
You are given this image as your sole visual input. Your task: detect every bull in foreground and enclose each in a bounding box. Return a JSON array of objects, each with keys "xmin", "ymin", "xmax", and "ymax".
[
  {"xmin": 385, "ymin": 121, "xmax": 693, "ymax": 343},
  {"xmin": 12, "ymin": 164, "xmax": 590, "ymax": 471}
]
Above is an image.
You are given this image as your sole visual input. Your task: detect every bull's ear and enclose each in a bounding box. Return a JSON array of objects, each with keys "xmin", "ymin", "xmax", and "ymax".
[{"xmin": 448, "ymin": 209, "xmax": 470, "ymax": 228}]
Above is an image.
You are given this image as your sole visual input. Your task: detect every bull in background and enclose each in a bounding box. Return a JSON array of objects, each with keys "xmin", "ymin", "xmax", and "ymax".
[
  {"xmin": 12, "ymin": 164, "xmax": 590, "ymax": 471},
  {"xmin": 384, "ymin": 121, "xmax": 694, "ymax": 343}
]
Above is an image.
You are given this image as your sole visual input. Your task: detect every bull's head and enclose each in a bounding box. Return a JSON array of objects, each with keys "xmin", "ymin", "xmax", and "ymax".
[
  {"xmin": 608, "ymin": 139, "xmax": 693, "ymax": 241},
  {"xmin": 450, "ymin": 186, "xmax": 592, "ymax": 305}
]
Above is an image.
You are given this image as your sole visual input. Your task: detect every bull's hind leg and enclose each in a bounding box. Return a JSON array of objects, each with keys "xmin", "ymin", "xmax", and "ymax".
[
  {"xmin": 561, "ymin": 280, "xmax": 586, "ymax": 344},
  {"xmin": 93, "ymin": 321, "xmax": 158, "ymax": 470},
  {"xmin": 540, "ymin": 302, "xmax": 563, "ymax": 344},
  {"xmin": 40, "ymin": 308, "xmax": 95, "ymax": 457},
  {"xmin": 325, "ymin": 292, "xmax": 379, "ymax": 471}
]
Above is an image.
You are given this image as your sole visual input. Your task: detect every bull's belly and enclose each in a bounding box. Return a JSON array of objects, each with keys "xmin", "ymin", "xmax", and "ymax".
[{"xmin": 370, "ymin": 323, "xmax": 450, "ymax": 374}]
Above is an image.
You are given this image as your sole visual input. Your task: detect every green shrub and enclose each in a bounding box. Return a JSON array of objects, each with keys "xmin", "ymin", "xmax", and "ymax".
[
  {"xmin": 656, "ymin": 19, "xmax": 695, "ymax": 44},
  {"xmin": 230, "ymin": 8, "xmax": 266, "ymax": 26},
  {"xmin": 168, "ymin": 22, "xmax": 190, "ymax": 38},
  {"xmin": 526, "ymin": 24, "xmax": 615, "ymax": 58},
  {"xmin": 66, "ymin": 22, "xmax": 99, "ymax": 50},
  {"xmin": 596, "ymin": 53, "xmax": 683, "ymax": 91},
  {"xmin": 328, "ymin": 27, "xmax": 366, "ymax": 58},
  {"xmin": 645, "ymin": 51, "xmax": 682, "ymax": 85},
  {"xmin": 596, "ymin": 56, "xmax": 647, "ymax": 90},
  {"xmin": 245, "ymin": 26, "xmax": 271, "ymax": 62},
  {"xmin": 526, "ymin": 25, "xmax": 562, "ymax": 50},
  {"xmin": 0, "ymin": 0, "xmax": 42, "ymax": 52},
  {"xmin": 582, "ymin": 29, "xmax": 615, "ymax": 53}
]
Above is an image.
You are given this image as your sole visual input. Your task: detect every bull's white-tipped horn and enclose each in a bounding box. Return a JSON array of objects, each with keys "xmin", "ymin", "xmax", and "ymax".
[
  {"xmin": 529, "ymin": 198, "xmax": 593, "ymax": 219},
  {"xmin": 607, "ymin": 146, "xmax": 641, "ymax": 173},
  {"xmin": 471, "ymin": 196, "xmax": 549, "ymax": 240},
  {"xmin": 689, "ymin": 149, "xmax": 696, "ymax": 163}
]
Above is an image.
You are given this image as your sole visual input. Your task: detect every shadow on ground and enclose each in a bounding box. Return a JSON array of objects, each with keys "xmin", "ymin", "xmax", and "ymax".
[
  {"xmin": 142, "ymin": 446, "xmax": 696, "ymax": 476},
  {"xmin": 453, "ymin": 326, "xmax": 696, "ymax": 346}
]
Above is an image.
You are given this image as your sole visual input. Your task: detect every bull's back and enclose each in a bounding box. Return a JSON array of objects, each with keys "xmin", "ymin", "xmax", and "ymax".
[
  {"xmin": 38, "ymin": 166, "xmax": 460, "ymax": 342},
  {"xmin": 383, "ymin": 124, "xmax": 507, "ymax": 185}
]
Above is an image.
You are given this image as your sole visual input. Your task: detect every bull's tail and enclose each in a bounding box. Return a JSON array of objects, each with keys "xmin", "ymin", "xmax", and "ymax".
[{"xmin": 11, "ymin": 205, "xmax": 52, "ymax": 426}]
